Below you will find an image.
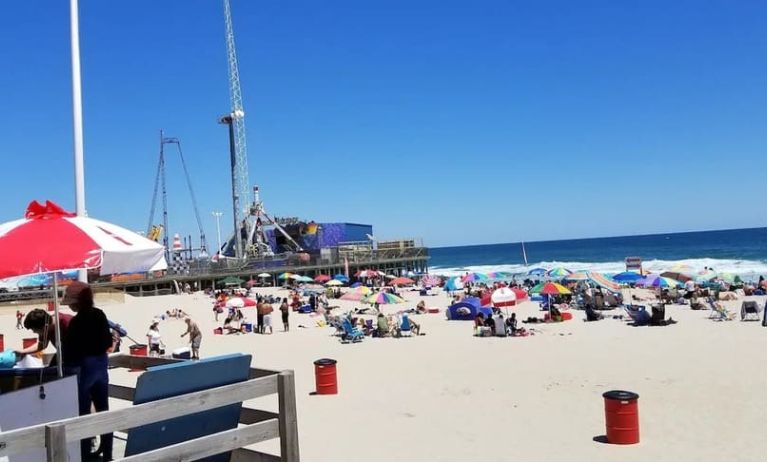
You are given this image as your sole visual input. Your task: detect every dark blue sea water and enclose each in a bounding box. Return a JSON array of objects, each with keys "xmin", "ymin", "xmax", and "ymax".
[{"xmin": 429, "ymin": 227, "xmax": 767, "ymax": 278}]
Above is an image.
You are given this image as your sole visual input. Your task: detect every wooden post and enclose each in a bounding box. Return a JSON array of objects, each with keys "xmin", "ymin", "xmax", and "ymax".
[
  {"xmin": 277, "ymin": 370, "xmax": 300, "ymax": 462},
  {"xmin": 44, "ymin": 423, "xmax": 67, "ymax": 462}
]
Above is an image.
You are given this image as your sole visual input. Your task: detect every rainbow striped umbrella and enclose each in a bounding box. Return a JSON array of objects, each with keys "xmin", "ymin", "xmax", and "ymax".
[
  {"xmin": 546, "ymin": 267, "xmax": 572, "ymax": 279},
  {"xmin": 563, "ymin": 272, "xmax": 589, "ymax": 281},
  {"xmin": 461, "ymin": 272, "xmax": 490, "ymax": 283},
  {"xmin": 586, "ymin": 272, "xmax": 622, "ymax": 292},
  {"xmin": 340, "ymin": 287, "xmax": 371, "ymax": 301},
  {"xmin": 638, "ymin": 275, "xmax": 680, "ymax": 288},
  {"xmin": 277, "ymin": 272, "xmax": 294, "ymax": 280},
  {"xmin": 530, "ymin": 282, "xmax": 571, "ymax": 295},
  {"xmin": 325, "ymin": 279, "xmax": 344, "ymax": 287},
  {"xmin": 444, "ymin": 277, "xmax": 464, "ymax": 292},
  {"xmin": 363, "ymin": 292, "xmax": 406, "ymax": 305}
]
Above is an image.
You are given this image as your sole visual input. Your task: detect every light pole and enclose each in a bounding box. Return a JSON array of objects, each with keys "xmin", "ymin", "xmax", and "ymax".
[
  {"xmin": 212, "ymin": 211, "xmax": 224, "ymax": 256},
  {"xmin": 218, "ymin": 111, "xmax": 243, "ymax": 259}
]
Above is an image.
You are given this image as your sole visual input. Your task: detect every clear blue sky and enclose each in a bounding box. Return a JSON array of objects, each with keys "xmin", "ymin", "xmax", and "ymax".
[{"xmin": 1, "ymin": 0, "xmax": 765, "ymax": 248}]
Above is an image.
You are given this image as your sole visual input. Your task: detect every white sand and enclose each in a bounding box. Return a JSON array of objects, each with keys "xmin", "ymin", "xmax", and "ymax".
[{"xmin": 1, "ymin": 288, "xmax": 766, "ymax": 461}]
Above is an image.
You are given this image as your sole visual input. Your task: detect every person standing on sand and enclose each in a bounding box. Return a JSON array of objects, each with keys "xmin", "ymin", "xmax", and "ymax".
[
  {"xmin": 16, "ymin": 310, "xmax": 23, "ymax": 329},
  {"xmin": 280, "ymin": 298, "xmax": 290, "ymax": 332},
  {"xmin": 256, "ymin": 298, "xmax": 265, "ymax": 334},
  {"xmin": 180, "ymin": 317, "xmax": 202, "ymax": 360},
  {"xmin": 262, "ymin": 301, "xmax": 274, "ymax": 334},
  {"xmin": 61, "ymin": 281, "xmax": 114, "ymax": 461}
]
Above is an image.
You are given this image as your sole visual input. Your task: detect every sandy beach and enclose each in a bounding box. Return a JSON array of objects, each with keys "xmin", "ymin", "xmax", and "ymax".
[{"xmin": 1, "ymin": 287, "xmax": 766, "ymax": 461}]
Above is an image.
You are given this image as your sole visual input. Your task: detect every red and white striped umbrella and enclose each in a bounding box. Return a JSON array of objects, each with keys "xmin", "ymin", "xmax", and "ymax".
[
  {"xmin": 0, "ymin": 200, "xmax": 167, "ymax": 279},
  {"xmin": 491, "ymin": 287, "xmax": 518, "ymax": 307}
]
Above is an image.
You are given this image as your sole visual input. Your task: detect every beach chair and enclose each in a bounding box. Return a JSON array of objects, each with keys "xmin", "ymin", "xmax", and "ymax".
[
  {"xmin": 398, "ymin": 316, "xmax": 413, "ymax": 337},
  {"xmin": 624, "ymin": 305, "xmax": 650, "ymax": 326},
  {"xmin": 341, "ymin": 318, "xmax": 364, "ymax": 343},
  {"xmin": 708, "ymin": 299, "xmax": 735, "ymax": 321},
  {"xmin": 740, "ymin": 301, "xmax": 762, "ymax": 321}
]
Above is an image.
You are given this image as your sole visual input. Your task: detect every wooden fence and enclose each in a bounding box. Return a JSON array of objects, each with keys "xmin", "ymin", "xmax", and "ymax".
[{"xmin": 0, "ymin": 355, "xmax": 299, "ymax": 462}]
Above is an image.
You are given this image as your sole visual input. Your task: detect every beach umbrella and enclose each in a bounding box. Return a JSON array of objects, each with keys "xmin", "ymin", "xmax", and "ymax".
[
  {"xmin": 350, "ymin": 282, "xmax": 362, "ymax": 288},
  {"xmin": 695, "ymin": 269, "xmax": 717, "ymax": 282},
  {"xmin": 660, "ymin": 271, "xmax": 692, "ymax": 282},
  {"xmin": 390, "ymin": 277, "xmax": 415, "ymax": 286},
  {"xmin": 340, "ymin": 291, "xmax": 367, "ymax": 301},
  {"xmin": 296, "ymin": 275, "xmax": 313, "ymax": 283},
  {"xmin": 529, "ymin": 282, "xmax": 570, "ymax": 295},
  {"xmin": 638, "ymin": 275, "xmax": 680, "ymax": 288},
  {"xmin": 488, "ymin": 271, "xmax": 515, "ymax": 280},
  {"xmin": 333, "ymin": 274, "xmax": 349, "ymax": 283},
  {"xmin": 421, "ymin": 275, "xmax": 441, "ymax": 287},
  {"xmin": 490, "ymin": 287, "xmax": 517, "ymax": 307},
  {"xmin": 314, "ymin": 274, "xmax": 331, "ymax": 283},
  {"xmin": 716, "ymin": 273, "xmax": 740, "ymax": 284},
  {"xmin": 444, "ymin": 277, "xmax": 464, "ymax": 292},
  {"xmin": 461, "ymin": 272, "xmax": 489, "ymax": 283},
  {"xmin": 217, "ymin": 276, "xmax": 244, "ymax": 286},
  {"xmin": 356, "ymin": 269, "xmax": 381, "ymax": 278},
  {"xmin": 546, "ymin": 267, "xmax": 572, "ymax": 279},
  {"xmin": 225, "ymin": 297, "xmax": 245, "ymax": 308},
  {"xmin": 586, "ymin": 272, "xmax": 622, "ymax": 292},
  {"xmin": 363, "ymin": 292, "xmax": 406, "ymax": 305},
  {"xmin": 257, "ymin": 272, "xmax": 271, "ymax": 278},
  {"xmin": 527, "ymin": 268, "xmax": 547, "ymax": 277},
  {"xmin": 563, "ymin": 272, "xmax": 589, "ymax": 281},
  {"xmin": 326, "ymin": 279, "xmax": 343, "ymax": 287},
  {"xmin": 0, "ymin": 200, "xmax": 167, "ymax": 377},
  {"xmin": 612, "ymin": 272, "xmax": 644, "ymax": 284},
  {"xmin": 289, "ymin": 274, "xmax": 303, "ymax": 280},
  {"xmin": 277, "ymin": 272, "xmax": 293, "ymax": 280}
]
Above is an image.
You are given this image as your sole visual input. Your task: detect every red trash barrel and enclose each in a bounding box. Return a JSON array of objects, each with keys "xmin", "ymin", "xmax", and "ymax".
[
  {"xmin": 603, "ymin": 390, "xmax": 640, "ymax": 444},
  {"xmin": 0, "ymin": 334, "xmax": 4, "ymax": 352},
  {"xmin": 129, "ymin": 344, "xmax": 148, "ymax": 357},
  {"xmin": 47, "ymin": 301, "xmax": 55, "ymax": 312},
  {"xmin": 23, "ymin": 338, "xmax": 38, "ymax": 349},
  {"xmin": 314, "ymin": 358, "xmax": 338, "ymax": 395},
  {"xmin": 129, "ymin": 344, "xmax": 148, "ymax": 372}
]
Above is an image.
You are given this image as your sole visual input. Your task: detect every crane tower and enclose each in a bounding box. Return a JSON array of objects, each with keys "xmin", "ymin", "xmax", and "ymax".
[{"xmin": 223, "ymin": 0, "xmax": 251, "ymax": 257}]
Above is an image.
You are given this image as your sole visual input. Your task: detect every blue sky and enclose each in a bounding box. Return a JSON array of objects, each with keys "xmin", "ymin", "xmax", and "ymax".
[{"xmin": 1, "ymin": 0, "xmax": 765, "ymax": 248}]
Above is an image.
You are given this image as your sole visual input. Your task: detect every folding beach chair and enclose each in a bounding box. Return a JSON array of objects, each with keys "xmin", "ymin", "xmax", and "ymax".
[
  {"xmin": 740, "ymin": 301, "xmax": 762, "ymax": 321},
  {"xmin": 624, "ymin": 305, "xmax": 650, "ymax": 326},
  {"xmin": 708, "ymin": 299, "xmax": 735, "ymax": 321},
  {"xmin": 398, "ymin": 316, "xmax": 413, "ymax": 337},
  {"xmin": 341, "ymin": 318, "xmax": 365, "ymax": 343}
]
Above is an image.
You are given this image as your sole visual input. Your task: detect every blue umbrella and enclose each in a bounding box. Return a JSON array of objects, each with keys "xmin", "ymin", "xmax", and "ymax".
[
  {"xmin": 444, "ymin": 277, "xmax": 464, "ymax": 292},
  {"xmin": 350, "ymin": 282, "xmax": 362, "ymax": 288},
  {"xmin": 527, "ymin": 268, "xmax": 547, "ymax": 276},
  {"xmin": 612, "ymin": 272, "xmax": 644, "ymax": 283},
  {"xmin": 333, "ymin": 274, "xmax": 349, "ymax": 283}
]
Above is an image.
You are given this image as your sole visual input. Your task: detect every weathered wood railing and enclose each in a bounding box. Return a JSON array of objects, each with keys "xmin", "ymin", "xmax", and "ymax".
[{"xmin": 0, "ymin": 354, "xmax": 300, "ymax": 462}]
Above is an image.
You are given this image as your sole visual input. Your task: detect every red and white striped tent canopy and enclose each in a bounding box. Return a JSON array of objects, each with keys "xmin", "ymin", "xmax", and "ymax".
[{"xmin": 0, "ymin": 200, "xmax": 167, "ymax": 279}]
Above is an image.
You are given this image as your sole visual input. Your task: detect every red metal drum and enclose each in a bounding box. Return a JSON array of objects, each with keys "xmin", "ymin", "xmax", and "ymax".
[
  {"xmin": 314, "ymin": 358, "xmax": 338, "ymax": 395},
  {"xmin": 22, "ymin": 337, "xmax": 38, "ymax": 349},
  {"xmin": 603, "ymin": 390, "xmax": 640, "ymax": 444},
  {"xmin": 0, "ymin": 334, "xmax": 4, "ymax": 351}
]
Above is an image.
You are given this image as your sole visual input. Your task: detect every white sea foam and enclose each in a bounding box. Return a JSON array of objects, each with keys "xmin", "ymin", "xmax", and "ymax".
[{"xmin": 430, "ymin": 258, "xmax": 767, "ymax": 280}]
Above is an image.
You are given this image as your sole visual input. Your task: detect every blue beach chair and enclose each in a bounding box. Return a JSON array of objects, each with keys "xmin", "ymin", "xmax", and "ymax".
[
  {"xmin": 398, "ymin": 315, "xmax": 413, "ymax": 337},
  {"xmin": 624, "ymin": 305, "xmax": 651, "ymax": 326},
  {"xmin": 341, "ymin": 318, "xmax": 365, "ymax": 343}
]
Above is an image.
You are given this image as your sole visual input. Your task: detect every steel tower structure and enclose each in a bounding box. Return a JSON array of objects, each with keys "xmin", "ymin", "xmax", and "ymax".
[{"xmin": 223, "ymin": 0, "xmax": 250, "ymax": 258}]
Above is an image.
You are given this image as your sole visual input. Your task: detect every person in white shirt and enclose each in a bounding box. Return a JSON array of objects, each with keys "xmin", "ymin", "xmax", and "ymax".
[{"xmin": 146, "ymin": 322, "xmax": 164, "ymax": 356}]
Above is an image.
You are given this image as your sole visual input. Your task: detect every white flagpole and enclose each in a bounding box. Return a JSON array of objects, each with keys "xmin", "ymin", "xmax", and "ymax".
[{"xmin": 70, "ymin": 0, "xmax": 88, "ymax": 283}]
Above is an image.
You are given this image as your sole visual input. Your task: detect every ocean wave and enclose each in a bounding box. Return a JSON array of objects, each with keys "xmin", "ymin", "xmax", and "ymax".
[{"xmin": 430, "ymin": 258, "xmax": 767, "ymax": 279}]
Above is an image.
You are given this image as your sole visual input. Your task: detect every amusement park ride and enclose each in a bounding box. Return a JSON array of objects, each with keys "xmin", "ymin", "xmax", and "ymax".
[{"xmin": 147, "ymin": 0, "xmax": 299, "ymax": 264}]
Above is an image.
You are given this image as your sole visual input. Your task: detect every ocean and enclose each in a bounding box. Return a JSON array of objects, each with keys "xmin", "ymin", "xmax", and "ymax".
[{"xmin": 429, "ymin": 227, "xmax": 767, "ymax": 280}]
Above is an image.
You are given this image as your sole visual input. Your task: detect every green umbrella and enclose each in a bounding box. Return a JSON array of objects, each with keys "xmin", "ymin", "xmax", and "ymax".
[{"xmin": 217, "ymin": 276, "xmax": 244, "ymax": 286}]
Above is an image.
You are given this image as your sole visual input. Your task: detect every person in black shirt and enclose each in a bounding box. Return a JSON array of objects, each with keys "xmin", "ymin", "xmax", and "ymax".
[{"xmin": 62, "ymin": 281, "xmax": 113, "ymax": 461}]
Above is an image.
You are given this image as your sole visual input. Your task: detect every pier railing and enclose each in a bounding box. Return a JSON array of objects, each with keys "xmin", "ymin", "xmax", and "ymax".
[{"xmin": 0, "ymin": 355, "xmax": 300, "ymax": 462}]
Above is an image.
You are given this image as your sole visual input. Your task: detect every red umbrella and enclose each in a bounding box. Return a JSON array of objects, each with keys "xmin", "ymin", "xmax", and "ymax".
[
  {"xmin": 0, "ymin": 200, "xmax": 166, "ymax": 278},
  {"xmin": 0, "ymin": 200, "xmax": 167, "ymax": 377},
  {"xmin": 314, "ymin": 274, "xmax": 331, "ymax": 283},
  {"xmin": 390, "ymin": 277, "xmax": 415, "ymax": 286}
]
